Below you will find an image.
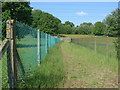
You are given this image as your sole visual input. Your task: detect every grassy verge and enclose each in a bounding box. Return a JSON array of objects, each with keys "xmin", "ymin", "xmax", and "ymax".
[
  {"xmin": 18, "ymin": 39, "xmax": 118, "ymax": 88},
  {"xmin": 18, "ymin": 42, "xmax": 66, "ymax": 88},
  {"xmin": 61, "ymin": 40, "xmax": 118, "ymax": 88}
]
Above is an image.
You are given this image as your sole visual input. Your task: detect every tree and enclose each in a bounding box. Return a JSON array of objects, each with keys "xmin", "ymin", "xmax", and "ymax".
[
  {"xmin": 2, "ymin": 2, "xmax": 32, "ymax": 25},
  {"xmin": 93, "ymin": 21, "xmax": 106, "ymax": 35},
  {"xmin": 58, "ymin": 23, "xmax": 67, "ymax": 34},
  {"xmin": 2, "ymin": 2, "xmax": 32, "ymax": 39},
  {"xmin": 31, "ymin": 9, "xmax": 61, "ymax": 34},
  {"xmin": 103, "ymin": 8, "xmax": 119, "ymax": 35},
  {"xmin": 64, "ymin": 21, "xmax": 74, "ymax": 27},
  {"xmin": 75, "ymin": 22, "xmax": 93, "ymax": 35}
]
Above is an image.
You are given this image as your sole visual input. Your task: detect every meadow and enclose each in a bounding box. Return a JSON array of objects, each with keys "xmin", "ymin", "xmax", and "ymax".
[
  {"xmin": 18, "ymin": 35, "xmax": 118, "ymax": 88},
  {"xmin": 1, "ymin": 35, "xmax": 118, "ymax": 88}
]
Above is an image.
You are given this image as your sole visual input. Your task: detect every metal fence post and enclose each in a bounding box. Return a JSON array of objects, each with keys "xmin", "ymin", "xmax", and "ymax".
[
  {"xmin": 37, "ymin": 30, "xmax": 40, "ymax": 65},
  {"xmin": 47, "ymin": 34, "xmax": 49, "ymax": 52},
  {"xmin": 45, "ymin": 34, "xmax": 47, "ymax": 54},
  {"xmin": 94, "ymin": 36, "xmax": 96, "ymax": 53},
  {"xmin": 6, "ymin": 20, "xmax": 17, "ymax": 88},
  {"xmin": 106, "ymin": 36, "xmax": 109, "ymax": 57}
]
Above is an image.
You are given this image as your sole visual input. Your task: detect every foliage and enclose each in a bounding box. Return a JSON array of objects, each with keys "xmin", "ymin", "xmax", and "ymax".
[
  {"xmin": 57, "ymin": 34, "xmax": 66, "ymax": 38},
  {"xmin": 2, "ymin": 2, "xmax": 32, "ymax": 25},
  {"xmin": 18, "ymin": 43, "xmax": 65, "ymax": 88},
  {"xmin": 58, "ymin": 23, "xmax": 75, "ymax": 34},
  {"xmin": 75, "ymin": 23, "xmax": 93, "ymax": 34},
  {"xmin": 64, "ymin": 21, "xmax": 75, "ymax": 27},
  {"xmin": 103, "ymin": 8, "xmax": 119, "ymax": 35},
  {"xmin": 31, "ymin": 9, "xmax": 61, "ymax": 34},
  {"xmin": 93, "ymin": 21, "xmax": 106, "ymax": 35},
  {"xmin": 2, "ymin": 2, "xmax": 32, "ymax": 39}
]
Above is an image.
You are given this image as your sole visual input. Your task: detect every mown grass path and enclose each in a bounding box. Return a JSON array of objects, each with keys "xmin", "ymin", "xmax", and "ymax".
[{"xmin": 60, "ymin": 40, "xmax": 118, "ymax": 88}]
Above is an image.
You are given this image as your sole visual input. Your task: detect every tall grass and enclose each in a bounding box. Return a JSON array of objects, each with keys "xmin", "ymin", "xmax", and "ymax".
[
  {"xmin": 1, "ymin": 35, "xmax": 118, "ymax": 88},
  {"xmin": 61, "ymin": 41, "xmax": 118, "ymax": 88},
  {"xmin": 18, "ymin": 42, "xmax": 65, "ymax": 88}
]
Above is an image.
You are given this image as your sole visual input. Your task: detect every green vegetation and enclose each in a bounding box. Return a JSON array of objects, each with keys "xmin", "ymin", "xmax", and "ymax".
[
  {"xmin": 93, "ymin": 22, "xmax": 106, "ymax": 35},
  {"xmin": 2, "ymin": 2, "xmax": 119, "ymax": 36},
  {"xmin": 71, "ymin": 36, "xmax": 117, "ymax": 59},
  {"xmin": 75, "ymin": 23, "xmax": 94, "ymax": 35},
  {"xmin": 18, "ymin": 42, "xmax": 65, "ymax": 88},
  {"xmin": 58, "ymin": 9, "xmax": 119, "ymax": 36},
  {"xmin": 0, "ymin": 53, "xmax": 8, "ymax": 88},
  {"xmin": 31, "ymin": 10, "xmax": 61, "ymax": 34},
  {"xmin": 2, "ymin": 2, "xmax": 32, "ymax": 25},
  {"xmin": 61, "ymin": 40, "xmax": 118, "ymax": 88},
  {"xmin": 1, "ymin": 1, "xmax": 119, "ymax": 88},
  {"xmin": 17, "ymin": 35, "xmax": 38, "ymax": 72},
  {"xmin": 17, "ymin": 36, "xmax": 118, "ymax": 88},
  {"xmin": 2, "ymin": 2, "xmax": 32, "ymax": 39},
  {"xmin": 103, "ymin": 9, "xmax": 119, "ymax": 35}
]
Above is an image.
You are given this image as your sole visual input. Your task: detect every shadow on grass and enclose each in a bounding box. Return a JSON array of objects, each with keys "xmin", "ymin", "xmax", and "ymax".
[
  {"xmin": 16, "ymin": 44, "xmax": 46, "ymax": 48},
  {"xmin": 16, "ymin": 44, "xmax": 37, "ymax": 48}
]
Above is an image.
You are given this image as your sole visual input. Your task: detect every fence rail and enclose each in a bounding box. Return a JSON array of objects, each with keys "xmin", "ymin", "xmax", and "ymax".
[{"xmin": 0, "ymin": 19, "xmax": 61, "ymax": 88}]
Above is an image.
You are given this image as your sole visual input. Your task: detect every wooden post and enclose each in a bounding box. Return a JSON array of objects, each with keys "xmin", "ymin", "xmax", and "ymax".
[
  {"xmin": 7, "ymin": 44, "xmax": 13, "ymax": 88},
  {"xmin": 6, "ymin": 20, "xmax": 17, "ymax": 88}
]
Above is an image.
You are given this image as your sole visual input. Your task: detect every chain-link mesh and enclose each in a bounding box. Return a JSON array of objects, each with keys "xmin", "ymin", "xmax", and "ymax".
[
  {"xmin": 1, "ymin": 21, "xmax": 7, "ymax": 41},
  {"xmin": 16, "ymin": 21, "xmax": 61, "ymax": 74},
  {"xmin": 16, "ymin": 21, "xmax": 38, "ymax": 74},
  {"xmin": 0, "ymin": 60, "xmax": 1, "ymax": 89},
  {"xmin": 71, "ymin": 36, "xmax": 117, "ymax": 59},
  {"xmin": 0, "ymin": 21, "xmax": 61, "ymax": 88},
  {"xmin": 1, "ymin": 52, "xmax": 8, "ymax": 88},
  {"xmin": 0, "ymin": 2, "xmax": 2, "ymax": 42}
]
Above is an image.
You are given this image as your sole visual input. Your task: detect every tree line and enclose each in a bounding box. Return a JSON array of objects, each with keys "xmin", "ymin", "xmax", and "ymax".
[
  {"xmin": 58, "ymin": 8, "xmax": 119, "ymax": 36},
  {"xmin": 1, "ymin": 2, "xmax": 120, "ymax": 60},
  {"xmin": 2, "ymin": 2, "xmax": 119, "ymax": 36}
]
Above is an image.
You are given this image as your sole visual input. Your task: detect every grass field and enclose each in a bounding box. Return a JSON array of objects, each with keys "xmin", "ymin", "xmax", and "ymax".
[
  {"xmin": 18, "ymin": 36, "xmax": 118, "ymax": 88},
  {"xmin": 61, "ymin": 40, "xmax": 118, "ymax": 88},
  {"xmin": 1, "ymin": 35, "xmax": 118, "ymax": 88}
]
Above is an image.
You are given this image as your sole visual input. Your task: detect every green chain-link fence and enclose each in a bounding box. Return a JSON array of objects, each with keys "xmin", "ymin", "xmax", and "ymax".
[
  {"xmin": 1, "ymin": 20, "xmax": 61, "ymax": 88},
  {"xmin": 1, "ymin": 52, "xmax": 8, "ymax": 88},
  {"xmin": 16, "ymin": 21, "xmax": 61, "ymax": 73}
]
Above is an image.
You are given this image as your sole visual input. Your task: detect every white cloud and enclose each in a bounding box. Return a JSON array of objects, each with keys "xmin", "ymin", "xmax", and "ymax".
[{"xmin": 75, "ymin": 11, "xmax": 88, "ymax": 16}]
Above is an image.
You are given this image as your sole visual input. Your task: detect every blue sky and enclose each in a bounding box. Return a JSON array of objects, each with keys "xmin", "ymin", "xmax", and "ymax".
[{"xmin": 30, "ymin": 2, "xmax": 118, "ymax": 26}]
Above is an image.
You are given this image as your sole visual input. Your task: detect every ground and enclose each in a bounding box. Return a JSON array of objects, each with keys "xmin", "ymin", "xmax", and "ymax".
[
  {"xmin": 1, "ymin": 36, "xmax": 118, "ymax": 88},
  {"xmin": 59, "ymin": 39, "xmax": 118, "ymax": 88}
]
